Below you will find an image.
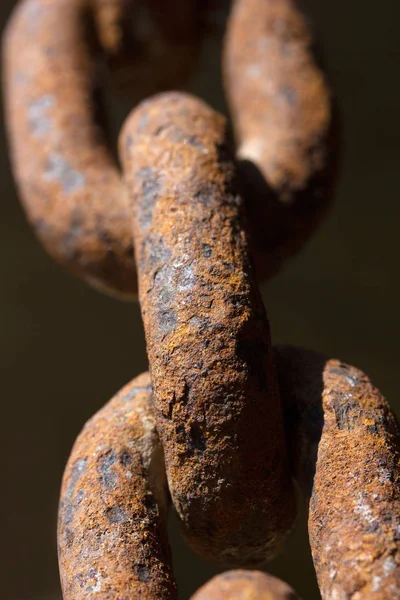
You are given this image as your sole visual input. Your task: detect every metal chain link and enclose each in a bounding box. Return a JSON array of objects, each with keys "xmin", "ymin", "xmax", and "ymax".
[{"xmin": 3, "ymin": 0, "xmax": 400, "ymax": 598}]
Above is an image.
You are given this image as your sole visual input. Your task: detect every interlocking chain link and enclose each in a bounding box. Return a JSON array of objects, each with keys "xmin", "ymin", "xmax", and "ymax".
[
  {"xmin": 121, "ymin": 93, "xmax": 296, "ymax": 564},
  {"xmin": 3, "ymin": 0, "xmax": 400, "ymax": 598}
]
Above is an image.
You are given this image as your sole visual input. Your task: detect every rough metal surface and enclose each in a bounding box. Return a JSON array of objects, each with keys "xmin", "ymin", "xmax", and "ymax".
[
  {"xmin": 275, "ymin": 346, "xmax": 400, "ymax": 600},
  {"xmin": 3, "ymin": 0, "xmax": 339, "ymax": 302},
  {"xmin": 120, "ymin": 92, "xmax": 296, "ymax": 564},
  {"xmin": 58, "ymin": 372, "xmax": 177, "ymax": 599},
  {"xmin": 2, "ymin": 0, "xmax": 197, "ymax": 299},
  {"xmin": 191, "ymin": 570, "xmax": 301, "ymax": 599},
  {"xmin": 223, "ymin": 0, "xmax": 339, "ymax": 280}
]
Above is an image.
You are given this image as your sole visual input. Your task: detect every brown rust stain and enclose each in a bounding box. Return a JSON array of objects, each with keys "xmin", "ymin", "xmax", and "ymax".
[
  {"xmin": 3, "ymin": 0, "xmax": 340, "ymax": 300},
  {"xmin": 275, "ymin": 346, "xmax": 400, "ymax": 600},
  {"xmin": 58, "ymin": 372, "xmax": 177, "ymax": 599},
  {"xmin": 191, "ymin": 570, "xmax": 301, "ymax": 600},
  {"xmin": 120, "ymin": 92, "xmax": 296, "ymax": 565},
  {"xmin": 223, "ymin": 0, "xmax": 339, "ymax": 280},
  {"xmin": 2, "ymin": 0, "xmax": 198, "ymax": 299}
]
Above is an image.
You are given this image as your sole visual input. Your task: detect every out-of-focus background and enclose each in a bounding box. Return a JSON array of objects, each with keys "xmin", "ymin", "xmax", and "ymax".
[{"xmin": 1, "ymin": 1, "xmax": 399, "ymax": 598}]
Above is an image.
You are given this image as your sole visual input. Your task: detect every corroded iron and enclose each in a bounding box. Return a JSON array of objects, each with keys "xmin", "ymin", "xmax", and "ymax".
[
  {"xmin": 120, "ymin": 91, "xmax": 296, "ymax": 564},
  {"xmin": 223, "ymin": 0, "xmax": 339, "ymax": 279},
  {"xmin": 2, "ymin": 0, "xmax": 198, "ymax": 299},
  {"xmin": 58, "ymin": 373, "xmax": 176, "ymax": 599},
  {"xmin": 58, "ymin": 371, "xmax": 300, "ymax": 599},
  {"xmin": 5, "ymin": 1, "xmax": 399, "ymax": 598},
  {"xmin": 275, "ymin": 346, "xmax": 400, "ymax": 600},
  {"xmin": 191, "ymin": 570, "xmax": 301, "ymax": 600},
  {"xmin": 3, "ymin": 0, "xmax": 338, "ymax": 299}
]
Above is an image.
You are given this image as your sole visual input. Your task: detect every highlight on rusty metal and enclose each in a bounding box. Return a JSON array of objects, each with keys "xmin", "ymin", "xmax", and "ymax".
[
  {"xmin": 120, "ymin": 91, "xmax": 296, "ymax": 564},
  {"xmin": 9, "ymin": 2, "xmax": 398, "ymax": 599},
  {"xmin": 2, "ymin": 0, "xmax": 198, "ymax": 300},
  {"xmin": 191, "ymin": 570, "xmax": 301, "ymax": 600},
  {"xmin": 58, "ymin": 372, "xmax": 177, "ymax": 599},
  {"xmin": 223, "ymin": 0, "xmax": 339, "ymax": 280},
  {"xmin": 3, "ymin": 0, "xmax": 339, "ymax": 300},
  {"xmin": 275, "ymin": 346, "xmax": 400, "ymax": 600}
]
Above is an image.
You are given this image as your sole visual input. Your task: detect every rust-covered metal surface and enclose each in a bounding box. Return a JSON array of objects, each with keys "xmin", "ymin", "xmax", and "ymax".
[
  {"xmin": 275, "ymin": 346, "xmax": 400, "ymax": 599},
  {"xmin": 191, "ymin": 570, "xmax": 301, "ymax": 600},
  {"xmin": 58, "ymin": 372, "xmax": 177, "ymax": 599},
  {"xmin": 120, "ymin": 92, "xmax": 296, "ymax": 564},
  {"xmin": 2, "ymin": 0, "xmax": 198, "ymax": 299},
  {"xmin": 223, "ymin": 0, "xmax": 339, "ymax": 280},
  {"xmin": 3, "ymin": 0, "xmax": 339, "ymax": 301},
  {"xmin": 4, "ymin": 1, "xmax": 399, "ymax": 599}
]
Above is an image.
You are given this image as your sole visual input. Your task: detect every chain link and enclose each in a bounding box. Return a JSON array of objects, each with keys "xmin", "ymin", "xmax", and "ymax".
[{"xmin": 3, "ymin": 0, "xmax": 400, "ymax": 598}]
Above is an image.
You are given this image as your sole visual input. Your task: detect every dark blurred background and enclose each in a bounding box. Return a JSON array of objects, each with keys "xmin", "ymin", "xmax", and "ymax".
[{"xmin": 1, "ymin": 1, "xmax": 399, "ymax": 598}]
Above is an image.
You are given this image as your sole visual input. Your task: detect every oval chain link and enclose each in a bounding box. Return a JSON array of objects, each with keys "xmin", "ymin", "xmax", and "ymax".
[{"xmin": 3, "ymin": 0, "xmax": 399, "ymax": 598}]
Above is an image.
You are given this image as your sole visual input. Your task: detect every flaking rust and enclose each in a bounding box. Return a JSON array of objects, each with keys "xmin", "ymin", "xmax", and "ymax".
[
  {"xmin": 58, "ymin": 372, "xmax": 176, "ymax": 599},
  {"xmin": 223, "ymin": 0, "xmax": 339, "ymax": 280},
  {"xmin": 275, "ymin": 346, "xmax": 400, "ymax": 599},
  {"xmin": 191, "ymin": 570, "xmax": 301, "ymax": 599},
  {"xmin": 2, "ymin": 0, "xmax": 198, "ymax": 299},
  {"xmin": 3, "ymin": 0, "xmax": 339, "ymax": 302},
  {"xmin": 120, "ymin": 92, "xmax": 296, "ymax": 564}
]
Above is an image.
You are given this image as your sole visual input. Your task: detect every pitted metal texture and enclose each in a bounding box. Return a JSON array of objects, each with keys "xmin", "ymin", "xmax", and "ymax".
[
  {"xmin": 4, "ymin": 1, "xmax": 399, "ymax": 599},
  {"xmin": 121, "ymin": 92, "xmax": 296, "ymax": 564}
]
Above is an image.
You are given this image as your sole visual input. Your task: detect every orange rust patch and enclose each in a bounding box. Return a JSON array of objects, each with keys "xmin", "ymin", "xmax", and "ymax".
[{"xmin": 121, "ymin": 92, "xmax": 296, "ymax": 564}]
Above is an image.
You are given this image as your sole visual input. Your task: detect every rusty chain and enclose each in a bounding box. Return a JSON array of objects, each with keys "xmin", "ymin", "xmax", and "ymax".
[{"xmin": 3, "ymin": 0, "xmax": 399, "ymax": 598}]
